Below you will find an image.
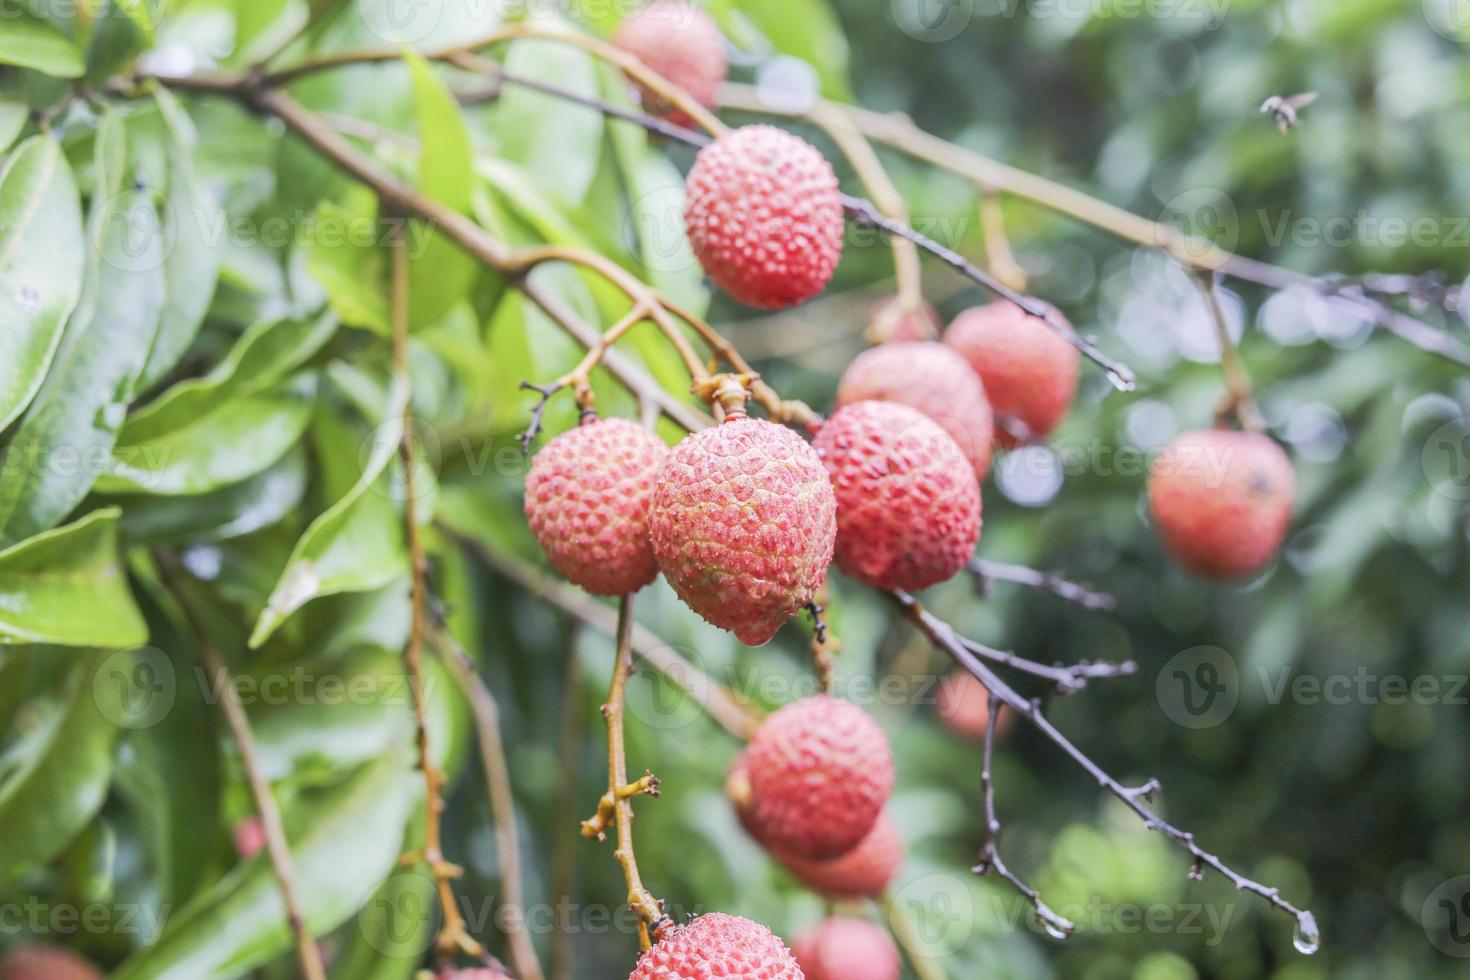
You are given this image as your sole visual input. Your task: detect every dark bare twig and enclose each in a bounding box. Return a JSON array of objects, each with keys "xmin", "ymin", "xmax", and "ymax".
[
  {"xmin": 519, "ymin": 381, "xmax": 561, "ymax": 453},
  {"xmin": 969, "ymin": 557, "xmax": 1116, "ymax": 613},
  {"xmin": 973, "ymin": 689, "xmax": 1075, "ymax": 938},
  {"xmin": 893, "ymin": 589, "xmax": 1320, "ymax": 954},
  {"xmin": 959, "ymin": 635, "xmax": 1136, "ymax": 696}
]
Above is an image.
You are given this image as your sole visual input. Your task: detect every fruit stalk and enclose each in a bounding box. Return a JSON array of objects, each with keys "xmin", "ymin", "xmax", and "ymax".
[{"xmin": 1195, "ymin": 270, "xmax": 1266, "ymax": 432}]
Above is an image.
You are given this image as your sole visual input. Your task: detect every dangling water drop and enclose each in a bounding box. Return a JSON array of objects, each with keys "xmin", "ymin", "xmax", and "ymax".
[
  {"xmin": 1292, "ymin": 914, "xmax": 1320, "ymax": 955},
  {"xmin": 1040, "ymin": 919, "xmax": 1070, "ymax": 941}
]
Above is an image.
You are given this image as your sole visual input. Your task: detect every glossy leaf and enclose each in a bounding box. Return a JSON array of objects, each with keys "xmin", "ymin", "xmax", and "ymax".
[
  {"xmin": 0, "ymin": 137, "xmax": 86, "ymax": 433},
  {"xmin": 247, "ymin": 378, "xmax": 410, "ymax": 648},
  {"xmin": 0, "ymin": 509, "xmax": 147, "ymax": 647},
  {"xmin": 99, "ymin": 314, "xmax": 337, "ymax": 495},
  {"xmin": 0, "ymin": 16, "xmax": 84, "ymax": 78},
  {"xmin": 0, "ymin": 186, "xmax": 167, "ymax": 543},
  {"xmin": 405, "ymin": 49, "xmax": 476, "ymax": 327},
  {"xmin": 117, "ymin": 447, "xmax": 308, "ymax": 545},
  {"xmin": 0, "ymin": 653, "xmax": 122, "ymax": 891}
]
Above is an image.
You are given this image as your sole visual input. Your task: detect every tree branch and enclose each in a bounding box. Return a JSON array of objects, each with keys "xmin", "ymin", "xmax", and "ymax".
[{"xmin": 969, "ymin": 557, "xmax": 1116, "ymax": 612}]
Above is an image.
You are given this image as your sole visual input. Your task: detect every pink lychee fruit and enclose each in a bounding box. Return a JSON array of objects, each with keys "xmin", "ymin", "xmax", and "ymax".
[
  {"xmin": 612, "ymin": 1, "xmax": 727, "ymax": 125},
  {"xmin": 935, "ymin": 670, "xmax": 1013, "ymax": 741},
  {"xmin": 792, "ymin": 917, "xmax": 901, "ymax": 980},
  {"xmin": 628, "ymin": 913, "xmax": 801, "ymax": 980},
  {"xmin": 778, "ymin": 810, "xmax": 904, "ymax": 899}
]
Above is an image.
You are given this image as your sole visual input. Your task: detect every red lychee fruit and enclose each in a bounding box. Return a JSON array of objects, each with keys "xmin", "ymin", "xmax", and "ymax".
[
  {"xmin": 935, "ymin": 670, "xmax": 1013, "ymax": 741},
  {"xmin": 649, "ymin": 416, "xmax": 836, "ymax": 645},
  {"xmin": 778, "ymin": 810, "xmax": 904, "ymax": 899},
  {"xmin": 0, "ymin": 947, "xmax": 102, "ymax": 980},
  {"xmin": 683, "ymin": 125, "xmax": 845, "ymax": 309},
  {"xmin": 524, "ymin": 417, "xmax": 669, "ymax": 596},
  {"xmin": 792, "ymin": 917, "xmax": 901, "ymax": 980},
  {"xmin": 836, "ymin": 340, "xmax": 996, "ymax": 479},
  {"xmin": 732, "ymin": 695, "xmax": 894, "ymax": 860},
  {"xmin": 629, "ymin": 912, "xmax": 801, "ymax": 980},
  {"xmin": 234, "ymin": 816, "xmax": 266, "ymax": 859},
  {"xmin": 612, "ymin": 1, "xmax": 727, "ymax": 124},
  {"xmin": 868, "ymin": 295, "xmax": 941, "ymax": 342},
  {"xmin": 814, "ymin": 401, "xmax": 982, "ymax": 592},
  {"xmin": 1147, "ymin": 428, "xmax": 1295, "ymax": 579},
  {"xmin": 944, "ymin": 301, "xmax": 1079, "ymax": 448}
]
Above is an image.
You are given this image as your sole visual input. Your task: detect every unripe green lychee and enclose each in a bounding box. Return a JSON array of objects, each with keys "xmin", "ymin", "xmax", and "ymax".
[
  {"xmin": 1148, "ymin": 428, "xmax": 1295, "ymax": 578},
  {"xmin": 814, "ymin": 401, "xmax": 982, "ymax": 592},
  {"xmin": 792, "ymin": 917, "xmax": 901, "ymax": 980},
  {"xmin": 649, "ymin": 416, "xmax": 836, "ymax": 646},
  {"xmin": 836, "ymin": 340, "xmax": 995, "ymax": 479},
  {"xmin": 944, "ymin": 301, "xmax": 1079, "ymax": 448},
  {"xmin": 524, "ymin": 417, "xmax": 669, "ymax": 596},
  {"xmin": 684, "ymin": 125, "xmax": 845, "ymax": 309},
  {"xmin": 628, "ymin": 913, "xmax": 801, "ymax": 980},
  {"xmin": 731, "ymin": 695, "xmax": 894, "ymax": 860}
]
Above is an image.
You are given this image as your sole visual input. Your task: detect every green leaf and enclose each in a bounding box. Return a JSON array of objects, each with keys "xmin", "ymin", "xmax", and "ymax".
[
  {"xmin": 710, "ymin": 0, "xmax": 850, "ymax": 98},
  {"xmin": 98, "ymin": 314, "xmax": 337, "ymax": 495},
  {"xmin": 247, "ymin": 379, "xmax": 410, "ymax": 648},
  {"xmin": 0, "ymin": 137, "xmax": 86, "ymax": 433},
  {"xmin": 304, "ymin": 196, "xmax": 389, "ymax": 334},
  {"xmin": 85, "ymin": 0, "xmax": 159, "ymax": 84},
  {"xmin": 109, "ymin": 753, "xmax": 418, "ymax": 980},
  {"xmin": 0, "ymin": 509, "xmax": 147, "ymax": 647},
  {"xmin": 0, "ymin": 15, "xmax": 84, "ymax": 78},
  {"xmin": 117, "ymin": 447, "xmax": 309, "ymax": 545},
  {"xmin": 404, "ymin": 49, "xmax": 476, "ymax": 327},
  {"xmin": 0, "ymin": 187, "xmax": 167, "ymax": 543},
  {"xmin": 331, "ymin": 867, "xmax": 436, "ymax": 980},
  {"xmin": 137, "ymin": 93, "xmax": 225, "ymax": 391},
  {"xmin": 0, "ymin": 653, "xmax": 122, "ymax": 890},
  {"xmin": 491, "ymin": 19, "xmax": 605, "ymax": 208}
]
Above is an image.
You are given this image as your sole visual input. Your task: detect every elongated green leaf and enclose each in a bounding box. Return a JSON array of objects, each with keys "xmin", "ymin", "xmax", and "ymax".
[
  {"xmin": 405, "ymin": 49, "xmax": 475, "ymax": 327},
  {"xmin": 0, "ymin": 187, "xmax": 167, "ymax": 543},
  {"xmin": 248, "ymin": 379, "xmax": 409, "ymax": 647},
  {"xmin": 0, "ymin": 653, "xmax": 121, "ymax": 890},
  {"xmin": 0, "ymin": 509, "xmax": 147, "ymax": 647},
  {"xmin": 0, "ymin": 137, "xmax": 85, "ymax": 432},
  {"xmin": 137, "ymin": 94, "xmax": 224, "ymax": 391},
  {"xmin": 110, "ymin": 753, "xmax": 418, "ymax": 980},
  {"xmin": 99, "ymin": 314, "xmax": 337, "ymax": 495},
  {"xmin": 117, "ymin": 447, "xmax": 308, "ymax": 545},
  {"xmin": 304, "ymin": 195, "xmax": 389, "ymax": 334},
  {"xmin": 0, "ymin": 16, "xmax": 84, "ymax": 77}
]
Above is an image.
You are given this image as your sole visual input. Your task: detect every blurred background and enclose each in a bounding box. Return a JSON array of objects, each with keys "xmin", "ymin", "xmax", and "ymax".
[{"xmin": 2, "ymin": 0, "xmax": 1468, "ymax": 978}]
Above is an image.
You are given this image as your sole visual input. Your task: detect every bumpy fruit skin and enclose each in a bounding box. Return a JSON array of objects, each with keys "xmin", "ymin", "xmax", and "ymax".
[
  {"xmin": 525, "ymin": 418, "xmax": 669, "ymax": 596},
  {"xmin": 814, "ymin": 402, "xmax": 981, "ymax": 592},
  {"xmin": 779, "ymin": 810, "xmax": 904, "ymax": 899},
  {"xmin": 735, "ymin": 696, "xmax": 894, "ymax": 860},
  {"xmin": 0, "ymin": 947, "xmax": 102, "ymax": 980},
  {"xmin": 935, "ymin": 670, "xmax": 1013, "ymax": 741},
  {"xmin": 792, "ymin": 918, "xmax": 901, "ymax": 980},
  {"xmin": 612, "ymin": 1, "xmax": 727, "ymax": 123},
  {"xmin": 1148, "ymin": 429, "xmax": 1295, "ymax": 579},
  {"xmin": 836, "ymin": 340, "xmax": 996, "ymax": 479},
  {"xmin": 683, "ymin": 125, "xmax": 845, "ymax": 309},
  {"xmin": 944, "ymin": 301, "xmax": 1079, "ymax": 448},
  {"xmin": 650, "ymin": 416, "xmax": 836, "ymax": 645},
  {"xmin": 629, "ymin": 913, "xmax": 802, "ymax": 980}
]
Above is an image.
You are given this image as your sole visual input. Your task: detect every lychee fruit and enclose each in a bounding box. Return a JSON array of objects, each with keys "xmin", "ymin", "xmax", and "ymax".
[
  {"xmin": 792, "ymin": 917, "xmax": 901, "ymax": 980},
  {"xmin": 867, "ymin": 295, "xmax": 941, "ymax": 343},
  {"xmin": 1147, "ymin": 428, "xmax": 1295, "ymax": 579},
  {"xmin": 731, "ymin": 695, "xmax": 894, "ymax": 859},
  {"xmin": 0, "ymin": 947, "xmax": 102, "ymax": 980},
  {"xmin": 778, "ymin": 810, "xmax": 904, "ymax": 899},
  {"xmin": 683, "ymin": 125, "xmax": 845, "ymax": 309},
  {"xmin": 525, "ymin": 417, "xmax": 669, "ymax": 596},
  {"xmin": 612, "ymin": 1, "xmax": 727, "ymax": 125},
  {"xmin": 935, "ymin": 670, "xmax": 1013, "ymax": 741},
  {"xmin": 649, "ymin": 416, "xmax": 836, "ymax": 645},
  {"xmin": 814, "ymin": 401, "xmax": 982, "ymax": 592},
  {"xmin": 629, "ymin": 912, "xmax": 801, "ymax": 980},
  {"xmin": 944, "ymin": 300, "xmax": 1079, "ymax": 448},
  {"xmin": 234, "ymin": 816, "xmax": 266, "ymax": 859},
  {"xmin": 836, "ymin": 340, "xmax": 996, "ymax": 479}
]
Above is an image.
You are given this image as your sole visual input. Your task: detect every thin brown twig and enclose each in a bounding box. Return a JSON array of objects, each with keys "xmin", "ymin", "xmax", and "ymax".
[
  {"xmin": 389, "ymin": 218, "xmax": 483, "ymax": 964},
  {"xmin": 429, "ymin": 623, "xmax": 547, "ymax": 980},
  {"xmin": 1195, "ymin": 270, "xmax": 1265, "ymax": 432},
  {"xmin": 892, "ymin": 589, "xmax": 1320, "ymax": 952},
  {"xmin": 969, "ymin": 557, "xmax": 1117, "ymax": 612},
  {"xmin": 159, "ymin": 558, "xmax": 327, "ymax": 980}
]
